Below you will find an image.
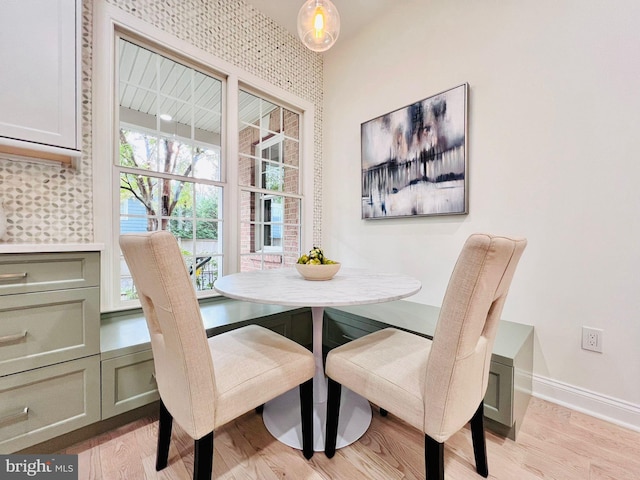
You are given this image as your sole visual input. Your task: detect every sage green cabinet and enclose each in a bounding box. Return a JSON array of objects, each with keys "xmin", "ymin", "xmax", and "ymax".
[
  {"xmin": 0, "ymin": 355, "xmax": 100, "ymax": 452},
  {"xmin": 101, "ymin": 350, "xmax": 159, "ymax": 420},
  {"xmin": 0, "ymin": 288, "xmax": 100, "ymax": 377},
  {"xmin": 0, "ymin": 252, "xmax": 99, "ymax": 296},
  {"xmin": 0, "ymin": 251, "xmax": 101, "ymax": 453}
]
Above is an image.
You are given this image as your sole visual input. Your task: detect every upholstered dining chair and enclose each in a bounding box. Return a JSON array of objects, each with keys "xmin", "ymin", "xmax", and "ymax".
[
  {"xmin": 119, "ymin": 231, "xmax": 315, "ymax": 480},
  {"xmin": 324, "ymin": 233, "xmax": 527, "ymax": 480}
]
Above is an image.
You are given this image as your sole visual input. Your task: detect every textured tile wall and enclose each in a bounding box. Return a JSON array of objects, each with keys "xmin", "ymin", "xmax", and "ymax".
[{"xmin": 0, "ymin": 0, "xmax": 323, "ymax": 246}]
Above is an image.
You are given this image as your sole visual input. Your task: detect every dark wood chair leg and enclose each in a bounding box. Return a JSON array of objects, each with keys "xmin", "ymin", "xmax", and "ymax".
[
  {"xmin": 425, "ymin": 434, "xmax": 444, "ymax": 480},
  {"xmin": 470, "ymin": 401, "xmax": 489, "ymax": 477},
  {"xmin": 299, "ymin": 378, "xmax": 314, "ymax": 459},
  {"xmin": 193, "ymin": 431, "xmax": 214, "ymax": 480},
  {"xmin": 380, "ymin": 407, "xmax": 388, "ymax": 417},
  {"xmin": 324, "ymin": 378, "xmax": 342, "ymax": 458},
  {"xmin": 156, "ymin": 399, "xmax": 173, "ymax": 471}
]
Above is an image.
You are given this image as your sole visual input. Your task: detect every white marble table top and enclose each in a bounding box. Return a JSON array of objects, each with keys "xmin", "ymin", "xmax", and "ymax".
[{"xmin": 214, "ymin": 267, "xmax": 422, "ymax": 307}]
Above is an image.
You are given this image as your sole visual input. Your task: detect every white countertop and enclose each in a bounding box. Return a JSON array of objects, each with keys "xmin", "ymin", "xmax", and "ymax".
[
  {"xmin": 0, "ymin": 243, "xmax": 104, "ymax": 254},
  {"xmin": 214, "ymin": 267, "xmax": 422, "ymax": 307}
]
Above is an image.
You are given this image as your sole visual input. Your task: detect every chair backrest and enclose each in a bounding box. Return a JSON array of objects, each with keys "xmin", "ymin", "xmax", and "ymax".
[
  {"xmin": 119, "ymin": 231, "xmax": 216, "ymax": 440},
  {"xmin": 423, "ymin": 233, "xmax": 527, "ymax": 442}
]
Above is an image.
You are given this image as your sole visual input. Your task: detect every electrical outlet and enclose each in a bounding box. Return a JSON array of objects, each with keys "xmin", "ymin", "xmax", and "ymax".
[{"xmin": 582, "ymin": 327, "xmax": 603, "ymax": 353}]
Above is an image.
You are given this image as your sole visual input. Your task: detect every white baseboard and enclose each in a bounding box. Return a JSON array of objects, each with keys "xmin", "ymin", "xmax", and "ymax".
[{"xmin": 532, "ymin": 374, "xmax": 640, "ymax": 433}]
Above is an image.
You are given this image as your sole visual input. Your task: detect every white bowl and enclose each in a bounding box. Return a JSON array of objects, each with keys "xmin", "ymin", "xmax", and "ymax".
[{"xmin": 295, "ymin": 262, "xmax": 341, "ymax": 281}]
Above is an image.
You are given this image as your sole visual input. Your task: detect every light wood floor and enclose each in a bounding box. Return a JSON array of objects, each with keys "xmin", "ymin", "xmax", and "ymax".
[{"xmin": 62, "ymin": 397, "xmax": 640, "ymax": 479}]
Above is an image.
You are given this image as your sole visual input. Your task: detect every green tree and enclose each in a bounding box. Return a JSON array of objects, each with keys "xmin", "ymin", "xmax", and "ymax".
[{"xmin": 119, "ymin": 129, "xmax": 207, "ymax": 232}]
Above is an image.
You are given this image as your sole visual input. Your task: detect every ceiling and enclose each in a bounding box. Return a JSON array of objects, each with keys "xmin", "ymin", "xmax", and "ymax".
[{"xmin": 246, "ymin": 0, "xmax": 398, "ymax": 45}]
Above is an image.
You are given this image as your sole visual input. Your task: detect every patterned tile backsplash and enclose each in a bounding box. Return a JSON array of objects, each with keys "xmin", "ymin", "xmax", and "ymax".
[{"xmin": 0, "ymin": 0, "xmax": 323, "ymax": 245}]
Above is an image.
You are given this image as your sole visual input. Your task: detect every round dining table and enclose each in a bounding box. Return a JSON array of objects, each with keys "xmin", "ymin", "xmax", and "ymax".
[{"xmin": 214, "ymin": 266, "xmax": 421, "ymax": 452}]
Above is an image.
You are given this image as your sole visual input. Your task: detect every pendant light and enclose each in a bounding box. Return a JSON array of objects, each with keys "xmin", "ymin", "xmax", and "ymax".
[{"xmin": 297, "ymin": 0, "xmax": 341, "ymax": 52}]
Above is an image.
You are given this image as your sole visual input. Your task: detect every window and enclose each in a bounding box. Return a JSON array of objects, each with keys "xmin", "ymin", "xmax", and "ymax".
[
  {"xmin": 116, "ymin": 38, "xmax": 224, "ymax": 301},
  {"xmin": 93, "ymin": 5, "xmax": 315, "ymax": 311},
  {"xmin": 238, "ymin": 90, "xmax": 301, "ymax": 271}
]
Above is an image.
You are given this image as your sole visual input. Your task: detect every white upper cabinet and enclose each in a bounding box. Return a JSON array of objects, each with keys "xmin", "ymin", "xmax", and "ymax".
[{"xmin": 0, "ymin": 0, "xmax": 81, "ymax": 161}]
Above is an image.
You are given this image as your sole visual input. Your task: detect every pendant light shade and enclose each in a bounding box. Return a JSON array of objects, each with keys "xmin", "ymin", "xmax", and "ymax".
[{"xmin": 297, "ymin": 0, "xmax": 341, "ymax": 52}]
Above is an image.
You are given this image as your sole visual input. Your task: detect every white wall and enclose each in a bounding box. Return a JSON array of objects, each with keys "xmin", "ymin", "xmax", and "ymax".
[{"xmin": 322, "ymin": 0, "xmax": 640, "ymax": 428}]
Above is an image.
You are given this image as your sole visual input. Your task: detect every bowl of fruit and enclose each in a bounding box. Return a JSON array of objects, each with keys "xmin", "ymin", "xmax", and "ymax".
[{"xmin": 295, "ymin": 247, "xmax": 341, "ymax": 281}]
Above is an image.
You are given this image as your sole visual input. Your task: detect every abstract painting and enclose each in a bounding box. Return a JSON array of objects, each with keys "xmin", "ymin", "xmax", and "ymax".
[{"xmin": 361, "ymin": 83, "xmax": 468, "ymax": 219}]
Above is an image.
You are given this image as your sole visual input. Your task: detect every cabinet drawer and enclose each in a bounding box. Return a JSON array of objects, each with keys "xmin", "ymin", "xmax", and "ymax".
[
  {"xmin": 483, "ymin": 361, "xmax": 513, "ymax": 426},
  {"xmin": 0, "ymin": 287, "xmax": 100, "ymax": 376},
  {"xmin": 101, "ymin": 350, "xmax": 159, "ymax": 420},
  {"xmin": 0, "ymin": 252, "xmax": 99, "ymax": 295},
  {"xmin": 0, "ymin": 355, "xmax": 101, "ymax": 453}
]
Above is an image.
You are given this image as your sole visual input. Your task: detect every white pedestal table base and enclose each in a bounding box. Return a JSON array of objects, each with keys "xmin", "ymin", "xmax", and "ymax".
[{"xmin": 262, "ymin": 381, "xmax": 372, "ymax": 452}]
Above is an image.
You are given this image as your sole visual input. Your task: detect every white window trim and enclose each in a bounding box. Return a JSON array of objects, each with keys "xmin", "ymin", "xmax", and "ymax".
[{"xmin": 93, "ymin": 1, "xmax": 315, "ymax": 312}]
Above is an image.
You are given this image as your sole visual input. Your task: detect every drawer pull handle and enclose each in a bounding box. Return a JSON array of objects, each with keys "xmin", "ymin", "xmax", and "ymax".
[
  {"xmin": 0, "ymin": 407, "xmax": 29, "ymax": 427},
  {"xmin": 0, "ymin": 331, "xmax": 28, "ymax": 345},
  {"xmin": 0, "ymin": 272, "xmax": 28, "ymax": 282}
]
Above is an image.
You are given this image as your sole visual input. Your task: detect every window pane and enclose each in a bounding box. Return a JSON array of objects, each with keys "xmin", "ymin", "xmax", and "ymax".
[
  {"xmin": 239, "ymin": 190, "xmax": 256, "ymax": 254},
  {"xmin": 158, "ymin": 138, "xmax": 192, "ymax": 179},
  {"xmin": 283, "ymin": 196, "xmax": 301, "ymax": 223},
  {"xmin": 119, "ymin": 129, "xmax": 159, "ymax": 171},
  {"xmin": 194, "ymin": 71, "xmax": 220, "ymax": 111},
  {"xmin": 240, "ymin": 254, "xmax": 283, "ymax": 272},
  {"xmin": 283, "ymin": 223, "xmax": 301, "ymax": 267},
  {"xmin": 120, "ymin": 172, "xmax": 159, "ymax": 223},
  {"xmin": 283, "ymin": 108, "xmax": 299, "ymax": 140},
  {"xmin": 195, "ymin": 184, "xmax": 222, "ymax": 223},
  {"xmin": 159, "ymin": 56, "xmax": 191, "ymax": 102},
  {"xmin": 282, "ymin": 165, "xmax": 299, "ymax": 194},
  {"xmin": 178, "ymin": 243, "xmax": 220, "ymax": 294},
  {"xmin": 193, "ymin": 145, "xmax": 221, "ymax": 181},
  {"xmin": 238, "ymin": 155, "xmax": 257, "ymax": 188},
  {"xmin": 120, "ymin": 84, "xmax": 157, "ymax": 130},
  {"xmin": 261, "ymin": 102, "xmax": 281, "ymax": 138},
  {"xmin": 119, "ymin": 40, "xmax": 156, "ymax": 92},
  {"xmin": 239, "ymin": 90, "xmax": 260, "ymax": 126},
  {"xmin": 239, "ymin": 90, "xmax": 281, "ymax": 138},
  {"xmin": 194, "ymin": 108, "xmax": 221, "ymax": 145},
  {"xmin": 239, "ymin": 191, "xmax": 299, "ymax": 262},
  {"xmin": 159, "ymin": 97, "xmax": 192, "ymax": 138},
  {"xmin": 283, "ymin": 138, "xmax": 299, "ymax": 167},
  {"xmin": 262, "ymin": 161, "xmax": 283, "ymax": 191}
]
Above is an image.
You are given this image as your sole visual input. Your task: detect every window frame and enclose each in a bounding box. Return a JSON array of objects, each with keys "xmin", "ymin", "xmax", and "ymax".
[
  {"xmin": 116, "ymin": 34, "xmax": 226, "ymax": 308},
  {"xmin": 93, "ymin": 1, "xmax": 315, "ymax": 312}
]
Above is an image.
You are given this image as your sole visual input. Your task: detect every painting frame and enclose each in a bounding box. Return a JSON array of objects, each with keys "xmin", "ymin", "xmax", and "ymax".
[{"xmin": 361, "ymin": 83, "xmax": 468, "ymax": 219}]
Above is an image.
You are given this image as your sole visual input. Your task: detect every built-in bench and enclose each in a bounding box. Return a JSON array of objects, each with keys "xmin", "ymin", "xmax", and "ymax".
[
  {"xmin": 100, "ymin": 298, "xmax": 312, "ymax": 419},
  {"xmin": 22, "ymin": 296, "xmax": 532, "ymax": 453},
  {"xmin": 100, "ymin": 296, "xmax": 533, "ymax": 440}
]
